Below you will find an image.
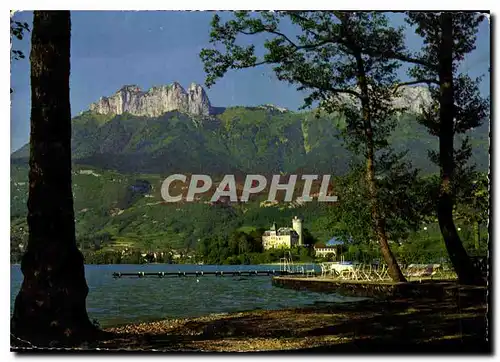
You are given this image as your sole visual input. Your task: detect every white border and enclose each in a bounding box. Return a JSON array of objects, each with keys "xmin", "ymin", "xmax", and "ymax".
[
  {"xmin": 2, "ymin": 2, "xmax": 497, "ymax": 362},
  {"xmin": 4, "ymin": 2, "xmax": 498, "ymax": 10}
]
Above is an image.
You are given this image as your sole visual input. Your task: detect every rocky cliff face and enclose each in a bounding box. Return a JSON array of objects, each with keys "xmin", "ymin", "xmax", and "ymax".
[
  {"xmin": 327, "ymin": 85, "xmax": 432, "ymax": 114},
  {"xmin": 89, "ymin": 82, "xmax": 212, "ymax": 117},
  {"xmin": 392, "ymin": 86, "xmax": 433, "ymax": 114}
]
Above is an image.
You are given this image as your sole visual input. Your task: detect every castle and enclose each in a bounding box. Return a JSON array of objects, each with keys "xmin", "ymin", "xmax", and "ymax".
[{"xmin": 262, "ymin": 216, "xmax": 303, "ymax": 250}]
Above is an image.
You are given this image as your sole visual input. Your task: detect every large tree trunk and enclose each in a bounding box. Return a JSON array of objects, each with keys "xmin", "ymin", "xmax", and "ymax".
[
  {"xmin": 365, "ymin": 146, "xmax": 406, "ymax": 282},
  {"xmin": 437, "ymin": 13, "xmax": 484, "ymax": 286},
  {"xmin": 354, "ymin": 57, "xmax": 406, "ymax": 283},
  {"xmin": 11, "ymin": 11, "xmax": 97, "ymax": 346}
]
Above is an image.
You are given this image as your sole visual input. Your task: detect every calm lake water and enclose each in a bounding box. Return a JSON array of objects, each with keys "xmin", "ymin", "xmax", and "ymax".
[{"xmin": 11, "ymin": 264, "xmax": 366, "ymax": 328}]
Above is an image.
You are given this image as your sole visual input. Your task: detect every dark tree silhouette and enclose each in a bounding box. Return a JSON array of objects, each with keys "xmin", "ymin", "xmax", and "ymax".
[
  {"xmin": 395, "ymin": 12, "xmax": 488, "ymax": 285},
  {"xmin": 11, "ymin": 11, "xmax": 97, "ymax": 346}
]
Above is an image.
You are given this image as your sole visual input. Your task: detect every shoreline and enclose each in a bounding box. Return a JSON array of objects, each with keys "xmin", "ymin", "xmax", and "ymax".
[
  {"xmin": 12, "ymin": 262, "xmax": 319, "ymax": 267},
  {"xmin": 259, "ymin": 262, "xmax": 313, "ymax": 266},
  {"xmin": 93, "ymin": 292, "xmax": 488, "ymax": 352}
]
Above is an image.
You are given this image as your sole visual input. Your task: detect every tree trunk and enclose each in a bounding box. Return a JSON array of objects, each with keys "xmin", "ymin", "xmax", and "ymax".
[
  {"xmin": 354, "ymin": 55, "xmax": 406, "ymax": 283},
  {"xmin": 11, "ymin": 11, "xmax": 97, "ymax": 347},
  {"xmin": 437, "ymin": 13, "xmax": 483, "ymax": 285},
  {"xmin": 474, "ymin": 221, "xmax": 480, "ymax": 250},
  {"xmin": 365, "ymin": 148, "xmax": 406, "ymax": 282}
]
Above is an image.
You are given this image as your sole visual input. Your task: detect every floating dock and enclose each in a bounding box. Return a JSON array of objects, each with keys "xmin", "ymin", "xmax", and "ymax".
[{"xmin": 112, "ymin": 270, "xmax": 315, "ymax": 278}]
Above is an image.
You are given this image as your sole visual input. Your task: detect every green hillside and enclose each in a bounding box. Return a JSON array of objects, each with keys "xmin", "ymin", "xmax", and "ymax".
[
  {"xmin": 10, "ymin": 106, "xmax": 489, "ymax": 261},
  {"xmin": 12, "ymin": 106, "xmax": 489, "ymax": 175},
  {"xmin": 11, "ymin": 162, "xmax": 338, "ymax": 258}
]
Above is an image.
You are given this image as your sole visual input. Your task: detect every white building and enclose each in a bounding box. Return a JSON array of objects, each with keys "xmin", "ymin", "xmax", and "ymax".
[
  {"xmin": 292, "ymin": 216, "xmax": 303, "ymax": 246},
  {"xmin": 314, "ymin": 247, "xmax": 338, "ymax": 258},
  {"xmin": 262, "ymin": 216, "xmax": 303, "ymax": 250},
  {"xmin": 313, "ymin": 237, "xmax": 345, "ymax": 260}
]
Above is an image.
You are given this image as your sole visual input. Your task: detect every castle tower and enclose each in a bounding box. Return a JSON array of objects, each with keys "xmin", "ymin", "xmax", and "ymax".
[{"xmin": 292, "ymin": 216, "xmax": 303, "ymax": 246}]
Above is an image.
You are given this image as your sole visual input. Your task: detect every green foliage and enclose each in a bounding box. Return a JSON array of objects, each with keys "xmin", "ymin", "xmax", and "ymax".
[
  {"xmin": 321, "ymin": 156, "xmax": 431, "ymax": 246},
  {"xmin": 10, "ymin": 16, "xmax": 30, "ymax": 61},
  {"xmin": 196, "ymin": 229, "xmax": 265, "ymax": 264},
  {"xmin": 403, "ymin": 14, "xmax": 489, "ymax": 178},
  {"xmin": 401, "ymin": 12, "xmax": 489, "ymax": 194},
  {"xmin": 454, "ymin": 172, "xmax": 489, "ymax": 224}
]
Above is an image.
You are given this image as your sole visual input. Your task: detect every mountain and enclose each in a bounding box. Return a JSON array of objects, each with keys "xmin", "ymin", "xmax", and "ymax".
[
  {"xmin": 89, "ymin": 82, "xmax": 212, "ymax": 117},
  {"xmin": 12, "ymin": 82, "xmax": 488, "ymax": 175},
  {"xmin": 10, "ymin": 82, "xmax": 489, "ymax": 259}
]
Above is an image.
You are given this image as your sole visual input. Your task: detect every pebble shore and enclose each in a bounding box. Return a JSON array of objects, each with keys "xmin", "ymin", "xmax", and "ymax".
[{"xmin": 97, "ymin": 295, "xmax": 488, "ymax": 352}]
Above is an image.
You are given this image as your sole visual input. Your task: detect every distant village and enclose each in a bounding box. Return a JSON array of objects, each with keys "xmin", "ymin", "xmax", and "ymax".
[{"xmin": 139, "ymin": 216, "xmax": 342, "ymax": 264}]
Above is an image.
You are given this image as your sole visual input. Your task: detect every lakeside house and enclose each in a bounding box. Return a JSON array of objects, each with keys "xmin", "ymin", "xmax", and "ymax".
[{"xmin": 314, "ymin": 237, "xmax": 345, "ymax": 259}]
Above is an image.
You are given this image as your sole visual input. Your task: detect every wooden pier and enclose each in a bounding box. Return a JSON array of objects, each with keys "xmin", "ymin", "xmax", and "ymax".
[
  {"xmin": 272, "ymin": 276, "xmax": 487, "ymax": 301},
  {"xmin": 112, "ymin": 270, "xmax": 314, "ymax": 278}
]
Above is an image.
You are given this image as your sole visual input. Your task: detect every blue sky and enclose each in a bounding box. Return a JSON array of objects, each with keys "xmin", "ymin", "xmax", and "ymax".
[{"xmin": 10, "ymin": 11, "xmax": 490, "ymax": 152}]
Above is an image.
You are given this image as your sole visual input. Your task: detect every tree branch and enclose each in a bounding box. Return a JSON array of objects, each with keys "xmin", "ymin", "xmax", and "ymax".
[
  {"xmin": 296, "ymin": 76, "xmax": 362, "ymax": 100},
  {"xmin": 388, "ymin": 53, "xmax": 435, "ymax": 68},
  {"xmin": 330, "ymin": 88, "xmax": 363, "ymax": 99},
  {"xmin": 235, "ymin": 59, "xmax": 270, "ymax": 69},
  {"xmin": 240, "ymin": 26, "xmax": 334, "ymax": 53},
  {"xmin": 241, "ymin": 28, "xmax": 300, "ymax": 50},
  {"xmin": 285, "ymin": 12, "xmax": 322, "ymax": 38}
]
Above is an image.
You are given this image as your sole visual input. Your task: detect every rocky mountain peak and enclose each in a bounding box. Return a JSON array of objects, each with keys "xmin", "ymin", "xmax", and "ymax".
[
  {"xmin": 89, "ymin": 82, "xmax": 212, "ymax": 117},
  {"xmin": 258, "ymin": 104, "xmax": 289, "ymax": 113},
  {"xmin": 119, "ymin": 84, "xmax": 142, "ymax": 93},
  {"xmin": 392, "ymin": 86, "xmax": 433, "ymax": 113},
  {"xmin": 324, "ymin": 85, "xmax": 432, "ymax": 115}
]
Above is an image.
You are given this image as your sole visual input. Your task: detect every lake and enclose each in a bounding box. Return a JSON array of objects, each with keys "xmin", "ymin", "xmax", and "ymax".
[{"xmin": 10, "ymin": 264, "xmax": 367, "ymax": 328}]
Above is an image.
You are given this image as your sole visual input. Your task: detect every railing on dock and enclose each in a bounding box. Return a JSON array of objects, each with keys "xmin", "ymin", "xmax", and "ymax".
[
  {"xmin": 112, "ymin": 269, "xmax": 314, "ymax": 278},
  {"xmin": 279, "ymin": 251, "xmax": 306, "ymax": 275}
]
